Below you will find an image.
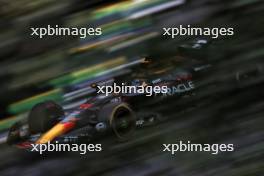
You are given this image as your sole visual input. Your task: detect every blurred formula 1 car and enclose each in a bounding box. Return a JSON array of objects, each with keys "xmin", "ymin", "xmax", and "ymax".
[{"xmin": 7, "ymin": 56, "xmax": 201, "ymax": 149}]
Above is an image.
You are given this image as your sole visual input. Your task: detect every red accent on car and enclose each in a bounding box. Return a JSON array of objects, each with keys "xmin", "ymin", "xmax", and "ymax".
[
  {"xmin": 176, "ymin": 74, "xmax": 193, "ymax": 81},
  {"xmin": 17, "ymin": 142, "xmax": 33, "ymax": 149},
  {"xmin": 79, "ymin": 103, "xmax": 93, "ymax": 109},
  {"xmin": 63, "ymin": 121, "xmax": 75, "ymax": 131}
]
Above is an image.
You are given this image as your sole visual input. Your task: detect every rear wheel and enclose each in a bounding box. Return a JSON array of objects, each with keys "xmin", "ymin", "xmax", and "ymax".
[
  {"xmin": 99, "ymin": 103, "xmax": 136, "ymax": 141},
  {"xmin": 28, "ymin": 101, "xmax": 64, "ymax": 134}
]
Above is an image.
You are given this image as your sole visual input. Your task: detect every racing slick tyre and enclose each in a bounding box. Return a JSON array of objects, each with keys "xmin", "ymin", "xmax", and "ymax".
[
  {"xmin": 28, "ymin": 101, "xmax": 64, "ymax": 134},
  {"xmin": 99, "ymin": 103, "xmax": 136, "ymax": 141}
]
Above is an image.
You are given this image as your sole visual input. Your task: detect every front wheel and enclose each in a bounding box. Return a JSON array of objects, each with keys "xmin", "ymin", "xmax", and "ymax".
[{"xmin": 28, "ymin": 101, "xmax": 64, "ymax": 134}]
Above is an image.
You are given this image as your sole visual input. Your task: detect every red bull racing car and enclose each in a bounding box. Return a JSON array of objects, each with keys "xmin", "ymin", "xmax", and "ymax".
[{"xmin": 7, "ymin": 57, "xmax": 200, "ymax": 149}]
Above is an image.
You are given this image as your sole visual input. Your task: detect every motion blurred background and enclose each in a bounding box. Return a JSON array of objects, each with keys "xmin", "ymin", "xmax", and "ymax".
[{"xmin": 0, "ymin": 0, "xmax": 263, "ymax": 175}]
